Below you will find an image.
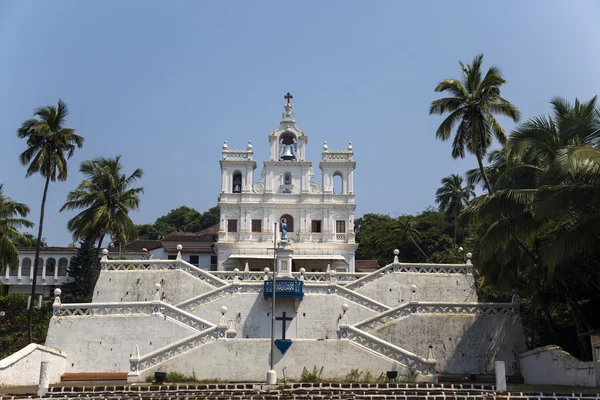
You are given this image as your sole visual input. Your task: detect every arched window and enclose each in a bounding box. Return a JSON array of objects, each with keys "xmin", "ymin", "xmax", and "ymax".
[
  {"xmin": 279, "ymin": 132, "xmax": 297, "ymax": 161},
  {"xmin": 333, "ymin": 171, "xmax": 343, "ymax": 194},
  {"xmin": 21, "ymin": 258, "xmax": 31, "ymax": 277},
  {"xmin": 36, "ymin": 258, "xmax": 44, "ymax": 275},
  {"xmin": 46, "ymin": 257, "xmax": 56, "ymax": 277},
  {"xmin": 284, "ymin": 172, "xmax": 291, "ymax": 185},
  {"xmin": 232, "ymin": 171, "xmax": 242, "ymax": 193},
  {"xmin": 58, "ymin": 258, "xmax": 69, "ymax": 276},
  {"xmin": 280, "ymin": 214, "xmax": 294, "ymax": 233}
]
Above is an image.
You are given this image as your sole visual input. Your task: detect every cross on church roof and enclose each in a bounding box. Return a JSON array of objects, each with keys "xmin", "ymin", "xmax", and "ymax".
[{"xmin": 284, "ymin": 92, "xmax": 293, "ymax": 104}]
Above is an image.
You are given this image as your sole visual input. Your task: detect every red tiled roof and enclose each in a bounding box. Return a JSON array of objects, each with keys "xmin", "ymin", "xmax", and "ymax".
[
  {"xmin": 120, "ymin": 240, "xmax": 163, "ymax": 252},
  {"xmin": 355, "ymin": 260, "xmax": 380, "ymax": 272},
  {"xmin": 162, "ymin": 224, "xmax": 219, "ymax": 242},
  {"xmin": 164, "ymin": 247, "xmax": 215, "ymax": 254},
  {"xmin": 17, "ymin": 246, "xmax": 77, "ymax": 253}
]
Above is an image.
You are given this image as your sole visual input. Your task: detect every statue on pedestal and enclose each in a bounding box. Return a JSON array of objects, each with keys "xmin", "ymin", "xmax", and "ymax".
[{"xmin": 281, "ymin": 218, "xmax": 289, "ymax": 243}]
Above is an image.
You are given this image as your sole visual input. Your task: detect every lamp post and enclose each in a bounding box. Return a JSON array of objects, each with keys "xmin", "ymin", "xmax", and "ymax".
[{"xmin": 267, "ymin": 222, "xmax": 278, "ymax": 384}]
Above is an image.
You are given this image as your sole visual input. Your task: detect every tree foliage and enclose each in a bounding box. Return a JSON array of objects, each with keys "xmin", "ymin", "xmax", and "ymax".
[
  {"xmin": 62, "ymin": 240, "xmax": 97, "ymax": 303},
  {"xmin": 137, "ymin": 205, "xmax": 219, "ymax": 240},
  {"xmin": 355, "ymin": 209, "xmax": 458, "ymax": 265},
  {"xmin": 17, "ymin": 99, "xmax": 83, "ymax": 343},
  {"xmin": 0, "ymin": 185, "xmax": 33, "ymax": 272}
]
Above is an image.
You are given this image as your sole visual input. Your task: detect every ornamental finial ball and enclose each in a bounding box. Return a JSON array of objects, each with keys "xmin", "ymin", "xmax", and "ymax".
[
  {"xmin": 155, "ymin": 283, "xmax": 161, "ymax": 290},
  {"xmin": 102, "ymin": 249, "xmax": 109, "ymax": 256},
  {"xmin": 220, "ymin": 306, "xmax": 228, "ymax": 315},
  {"xmin": 264, "ymin": 267, "xmax": 270, "ymax": 273},
  {"xmin": 233, "ymin": 268, "xmax": 240, "ymax": 274},
  {"xmin": 222, "ymin": 141, "xmax": 228, "ymax": 150},
  {"xmin": 341, "ymin": 303, "xmax": 349, "ymax": 312},
  {"xmin": 176, "ymin": 244, "xmax": 182, "ymax": 251},
  {"xmin": 393, "ymin": 249, "xmax": 399, "ymax": 255},
  {"xmin": 54, "ymin": 288, "xmax": 61, "ymax": 296},
  {"xmin": 323, "ymin": 141, "xmax": 328, "ymax": 151},
  {"xmin": 299, "ymin": 267, "xmax": 306, "ymax": 274},
  {"xmin": 466, "ymin": 252, "xmax": 472, "ymax": 259}
]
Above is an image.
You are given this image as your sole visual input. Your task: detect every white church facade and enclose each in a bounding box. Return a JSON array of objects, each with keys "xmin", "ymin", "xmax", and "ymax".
[
  {"xmin": 0, "ymin": 96, "xmax": 529, "ymax": 386},
  {"xmin": 216, "ymin": 98, "xmax": 357, "ymax": 273}
]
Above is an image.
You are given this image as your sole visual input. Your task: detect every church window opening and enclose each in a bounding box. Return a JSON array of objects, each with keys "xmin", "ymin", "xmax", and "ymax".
[
  {"xmin": 227, "ymin": 219, "xmax": 238, "ymax": 232},
  {"xmin": 210, "ymin": 256, "xmax": 217, "ymax": 271},
  {"xmin": 189, "ymin": 255, "xmax": 199, "ymax": 267},
  {"xmin": 21, "ymin": 258, "xmax": 32, "ymax": 277},
  {"xmin": 284, "ymin": 173, "xmax": 291, "ymax": 185},
  {"xmin": 36, "ymin": 258, "xmax": 44, "ymax": 275},
  {"xmin": 336, "ymin": 220, "xmax": 346, "ymax": 233},
  {"xmin": 280, "ymin": 214, "xmax": 294, "ymax": 233},
  {"xmin": 312, "ymin": 220, "xmax": 322, "ymax": 233},
  {"xmin": 232, "ymin": 171, "xmax": 242, "ymax": 193},
  {"xmin": 252, "ymin": 219, "xmax": 262, "ymax": 233},
  {"xmin": 58, "ymin": 258, "xmax": 68, "ymax": 276},
  {"xmin": 279, "ymin": 132, "xmax": 297, "ymax": 161},
  {"xmin": 168, "ymin": 255, "xmax": 176, "ymax": 260},
  {"xmin": 46, "ymin": 257, "xmax": 56, "ymax": 276},
  {"xmin": 333, "ymin": 172, "xmax": 343, "ymax": 194}
]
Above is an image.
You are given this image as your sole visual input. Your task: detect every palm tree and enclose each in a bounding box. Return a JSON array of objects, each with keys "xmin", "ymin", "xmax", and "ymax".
[
  {"xmin": 393, "ymin": 218, "xmax": 428, "ymax": 259},
  {"xmin": 61, "ymin": 156, "xmax": 144, "ymax": 260},
  {"xmin": 435, "ymin": 174, "xmax": 475, "ymax": 243},
  {"xmin": 430, "ymin": 54, "xmax": 521, "ymax": 194},
  {"xmin": 17, "ymin": 99, "xmax": 83, "ymax": 343},
  {"xmin": 0, "ymin": 185, "xmax": 33, "ymax": 273}
]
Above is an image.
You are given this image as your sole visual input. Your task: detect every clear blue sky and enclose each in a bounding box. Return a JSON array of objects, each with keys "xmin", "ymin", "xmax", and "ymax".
[{"xmin": 1, "ymin": 1, "xmax": 599, "ymax": 245}]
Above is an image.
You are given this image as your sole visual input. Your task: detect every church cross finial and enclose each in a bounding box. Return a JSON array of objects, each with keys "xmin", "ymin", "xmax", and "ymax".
[{"xmin": 284, "ymin": 92, "xmax": 293, "ymax": 104}]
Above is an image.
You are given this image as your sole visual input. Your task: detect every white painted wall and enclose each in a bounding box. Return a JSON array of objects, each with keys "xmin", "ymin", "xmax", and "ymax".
[
  {"xmin": 356, "ymin": 272, "xmax": 477, "ymax": 306},
  {"xmin": 520, "ymin": 345, "xmax": 596, "ymax": 387},
  {"xmin": 0, "ymin": 344, "xmax": 66, "ymax": 386},
  {"xmin": 191, "ymin": 293, "xmax": 376, "ymax": 339},
  {"xmin": 93, "ymin": 270, "xmax": 215, "ymax": 304},
  {"xmin": 371, "ymin": 314, "xmax": 526, "ymax": 375},
  {"xmin": 45, "ymin": 315, "xmax": 197, "ymax": 372},
  {"xmin": 131, "ymin": 339, "xmax": 431, "ymax": 383}
]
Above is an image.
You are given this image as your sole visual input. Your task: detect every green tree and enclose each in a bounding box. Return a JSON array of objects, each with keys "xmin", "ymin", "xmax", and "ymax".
[
  {"xmin": 17, "ymin": 99, "xmax": 84, "ymax": 343},
  {"xmin": 62, "ymin": 240, "xmax": 97, "ymax": 302},
  {"xmin": 435, "ymin": 174, "xmax": 475, "ymax": 243},
  {"xmin": 0, "ymin": 185, "xmax": 33, "ymax": 273},
  {"xmin": 393, "ymin": 217, "xmax": 428, "ymax": 259},
  {"xmin": 460, "ymin": 96, "xmax": 600, "ymax": 358},
  {"xmin": 12, "ymin": 232, "xmax": 47, "ymax": 248},
  {"xmin": 430, "ymin": 54, "xmax": 521, "ymax": 194},
  {"xmin": 136, "ymin": 205, "xmax": 219, "ymax": 240},
  {"xmin": 61, "ymin": 156, "xmax": 144, "ymax": 260}
]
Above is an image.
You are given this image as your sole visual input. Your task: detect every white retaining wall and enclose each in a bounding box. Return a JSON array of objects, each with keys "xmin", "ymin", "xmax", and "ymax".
[
  {"xmin": 371, "ymin": 314, "xmax": 526, "ymax": 375},
  {"xmin": 93, "ymin": 270, "xmax": 214, "ymax": 304},
  {"xmin": 45, "ymin": 315, "xmax": 197, "ymax": 372},
  {"xmin": 356, "ymin": 273, "xmax": 477, "ymax": 306},
  {"xmin": 130, "ymin": 339, "xmax": 431, "ymax": 383},
  {"xmin": 0, "ymin": 344, "xmax": 66, "ymax": 386},
  {"xmin": 191, "ymin": 293, "xmax": 376, "ymax": 339},
  {"xmin": 520, "ymin": 345, "xmax": 597, "ymax": 387}
]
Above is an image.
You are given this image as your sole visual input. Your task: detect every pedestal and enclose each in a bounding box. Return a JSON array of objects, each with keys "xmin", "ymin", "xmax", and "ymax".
[{"xmin": 277, "ymin": 244, "xmax": 293, "ymax": 279}]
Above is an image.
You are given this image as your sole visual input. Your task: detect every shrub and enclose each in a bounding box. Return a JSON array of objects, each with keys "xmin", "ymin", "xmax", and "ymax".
[{"xmin": 300, "ymin": 366, "xmax": 323, "ymax": 383}]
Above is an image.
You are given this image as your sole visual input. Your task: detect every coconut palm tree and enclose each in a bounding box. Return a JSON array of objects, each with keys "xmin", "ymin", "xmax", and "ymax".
[
  {"xmin": 430, "ymin": 54, "xmax": 521, "ymax": 194},
  {"xmin": 61, "ymin": 156, "xmax": 144, "ymax": 260},
  {"xmin": 435, "ymin": 174, "xmax": 475, "ymax": 243},
  {"xmin": 17, "ymin": 99, "xmax": 83, "ymax": 343},
  {"xmin": 0, "ymin": 185, "xmax": 33, "ymax": 273},
  {"xmin": 393, "ymin": 218, "xmax": 428, "ymax": 259}
]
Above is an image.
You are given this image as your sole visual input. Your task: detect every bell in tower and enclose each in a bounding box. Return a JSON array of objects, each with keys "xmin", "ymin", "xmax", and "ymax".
[{"xmin": 279, "ymin": 132, "xmax": 297, "ymax": 161}]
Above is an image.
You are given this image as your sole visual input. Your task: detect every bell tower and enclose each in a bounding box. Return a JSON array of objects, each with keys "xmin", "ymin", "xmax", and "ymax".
[{"xmin": 269, "ymin": 93, "xmax": 308, "ymax": 162}]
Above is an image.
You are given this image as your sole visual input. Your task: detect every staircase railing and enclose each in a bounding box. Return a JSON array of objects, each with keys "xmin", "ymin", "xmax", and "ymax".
[
  {"xmin": 176, "ymin": 284, "xmax": 233, "ymax": 312},
  {"xmin": 333, "ymin": 285, "xmax": 391, "ymax": 313},
  {"xmin": 55, "ymin": 301, "xmax": 215, "ymax": 332},
  {"xmin": 355, "ymin": 301, "xmax": 518, "ymax": 331},
  {"xmin": 345, "ymin": 262, "xmax": 472, "ymax": 290},
  {"xmin": 100, "ymin": 259, "xmax": 228, "ymax": 288},
  {"xmin": 211, "ymin": 271, "xmax": 367, "ymax": 284},
  {"xmin": 340, "ymin": 325, "xmax": 435, "ymax": 375},
  {"xmin": 129, "ymin": 326, "xmax": 219, "ymax": 374}
]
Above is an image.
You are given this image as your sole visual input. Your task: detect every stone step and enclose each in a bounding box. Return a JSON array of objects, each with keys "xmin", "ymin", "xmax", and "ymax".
[{"xmin": 60, "ymin": 372, "xmax": 128, "ymax": 381}]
